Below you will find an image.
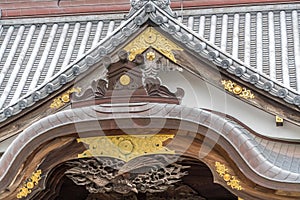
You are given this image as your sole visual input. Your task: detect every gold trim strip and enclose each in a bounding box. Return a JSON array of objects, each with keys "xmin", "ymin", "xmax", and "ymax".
[
  {"xmin": 221, "ymin": 80, "xmax": 255, "ymax": 99},
  {"xmin": 77, "ymin": 134, "xmax": 175, "ymax": 162}
]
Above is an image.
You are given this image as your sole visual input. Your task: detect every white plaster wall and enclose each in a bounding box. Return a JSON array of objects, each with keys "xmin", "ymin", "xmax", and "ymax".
[{"xmin": 158, "ymin": 70, "xmax": 300, "ymax": 140}]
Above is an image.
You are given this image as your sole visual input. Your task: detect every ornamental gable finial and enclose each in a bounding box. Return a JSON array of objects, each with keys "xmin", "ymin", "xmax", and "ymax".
[
  {"xmin": 130, "ymin": 0, "xmax": 170, "ymax": 9},
  {"xmin": 127, "ymin": 0, "xmax": 175, "ymax": 18}
]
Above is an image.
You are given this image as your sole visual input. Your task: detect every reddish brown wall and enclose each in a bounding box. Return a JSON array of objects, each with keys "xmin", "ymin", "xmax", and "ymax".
[{"xmin": 0, "ymin": 0, "xmax": 299, "ymax": 19}]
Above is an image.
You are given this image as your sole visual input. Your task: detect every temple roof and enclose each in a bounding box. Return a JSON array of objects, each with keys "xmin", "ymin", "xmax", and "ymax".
[{"xmin": 0, "ymin": 0, "xmax": 300, "ymax": 121}]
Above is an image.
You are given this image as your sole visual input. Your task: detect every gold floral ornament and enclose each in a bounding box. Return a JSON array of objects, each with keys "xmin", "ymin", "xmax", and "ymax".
[
  {"xmin": 17, "ymin": 170, "xmax": 42, "ymax": 199},
  {"xmin": 221, "ymin": 80, "xmax": 255, "ymax": 99},
  {"xmin": 124, "ymin": 27, "xmax": 183, "ymax": 63},
  {"xmin": 146, "ymin": 51, "xmax": 156, "ymax": 61},
  {"xmin": 77, "ymin": 134, "xmax": 175, "ymax": 162},
  {"xmin": 50, "ymin": 87, "xmax": 81, "ymax": 109},
  {"xmin": 119, "ymin": 74, "xmax": 131, "ymax": 86},
  {"xmin": 215, "ymin": 162, "xmax": 243, "ymax": 191}
]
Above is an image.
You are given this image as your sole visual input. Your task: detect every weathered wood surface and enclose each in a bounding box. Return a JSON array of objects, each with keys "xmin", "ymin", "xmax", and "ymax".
[{"xmin": 1, "ymin": 126, "xmax": 300, "ymax": 199}]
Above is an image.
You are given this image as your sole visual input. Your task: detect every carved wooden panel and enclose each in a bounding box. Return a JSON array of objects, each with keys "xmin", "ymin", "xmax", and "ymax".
[
  {"xmin": 72, "ymin": 50, "xmax": 184, "ymax": 106},
  {"xmin": 65, "ymin": 155, "xmax": 189, "ymax": 195},
  {"xmin": 85, "ymin": 185, "xmax": 205, "ymax": 200}
]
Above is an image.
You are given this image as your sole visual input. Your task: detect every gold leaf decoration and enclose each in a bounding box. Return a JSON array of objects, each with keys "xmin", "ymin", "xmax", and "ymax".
[
  {"xmin": 215, "ymin": 162, "xmax": 243, "ymax": 191},
  {"xmin": 221, "ymin": 80, "xmax": 255, "ymax": 99},
  {"xmin": 227, "ymin": 176, "xmax": 243, "ymax": 190},
  {"xmin": 124, "ymin": 27, "xmax": 183, "ymax": 63},
  {"xmin": 215, "ymin": 161, "xmax": 228, "ymax": 177},
  {"xmin": 50, "ymin": 87, "xmax": 81, "ymax": 109},
  {"xmin": 77, "ymin": 134, "xmax": 174, "ymax": 162},
  {"xmin": 17, "ymin": 170, "xmax": 42, "ymax": 199},
  {"xmin": 276, "ymin": 115, "xmax": 284, "ymax": 126},
  {"xmin": 146, "ymin": 51, "xmax": 156, "ymax": 61},
  {"xmin": 119, "ymin": 74, "xmax": 131, "ymax": 86}
]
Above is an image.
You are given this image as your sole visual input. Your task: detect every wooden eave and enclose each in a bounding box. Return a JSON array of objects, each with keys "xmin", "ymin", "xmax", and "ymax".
[{"xmin": 1, "ymin": 103, "xmax": 300, "ymax": 199}]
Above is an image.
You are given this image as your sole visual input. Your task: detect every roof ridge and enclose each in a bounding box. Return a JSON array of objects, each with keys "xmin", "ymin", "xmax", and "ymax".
[
  {"xmin": 179, "ymin": 2, "xmax": 300, "ymax": 15},
  {"xmin": 0, "ymin": 13, "xmax": 127, "ymax": 25}
]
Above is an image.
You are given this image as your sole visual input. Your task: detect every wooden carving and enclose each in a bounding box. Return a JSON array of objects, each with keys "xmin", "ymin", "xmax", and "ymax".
[
  {"xmin": 145, "ymin": 77, "xmax": 184, "ymax": 99},
  {"xmin": 85, "ymin": 185, "xmax": 205, "ymax": 200},
  {"xmin": 72, "ymin": 50, "xmax": 184, "ymax": 107},
  {"xmin": 146, "ymin": 185, "xmax": 206, "ymax": 200},
  {"xmin": 76, "ymin": 79, "xmax": 108, "ymax": 100},
  {"xmin": 65, "ymin": 155, "xmax": 189, "ymax": 194}
]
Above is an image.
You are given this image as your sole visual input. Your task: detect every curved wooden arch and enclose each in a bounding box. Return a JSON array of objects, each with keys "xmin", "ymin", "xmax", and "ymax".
[{"xmin": 1, "ymin": 103, "xmax": 300, "ymax": 199}]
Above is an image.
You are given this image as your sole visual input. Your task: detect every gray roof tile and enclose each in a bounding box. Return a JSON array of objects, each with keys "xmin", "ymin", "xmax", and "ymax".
[
  {"xmin": 0, "ymin": 15, "xmax": 124, "ymax": 110},
  {"xmin": 0, "ymin": 2, "xmax": 300, "ymax": 121},
  {"xmin": 180, "ymin": 7, "xmax": 300, "ymax": 92}
]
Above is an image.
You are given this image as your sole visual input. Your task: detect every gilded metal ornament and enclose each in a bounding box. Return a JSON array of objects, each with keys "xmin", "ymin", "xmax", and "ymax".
[
  {"xmin": 276, "ymin": 115, "xmax": 284, "ymax": 126},
  {"xmin": 146, "ymin": 51, "xmax": 156, "ymax": 61},
  {"xmin": 215, "ymin": 162, "xmax": 243, "ymax": 191},
  {"xmin": 17, "ymin": 170, "xmax": 42, "ymax": 199},
  {"xmin": 124, "ymin": 27, "xmax": 183, "ymax": 63},
  {"xmin": 227, "ymin": 176, "xmax": 243, "ymax": 190},
  {"xmin": 77, "ymin": 134, "xmax": 175, "ymax": 162},
  {"xmin": 119, "ymin": 74, "xmax": 131, "ymax": 86},
  {"xmin": 50, "ymin": 87, "xmax": 81, "ymax": 109},
  {"xmin": 276, "ymin": 115, "xmax": 283, "ymax": 123},
  {"xmin": 221, "ymin": 80, "xmax": 255, "ymax": 99}
]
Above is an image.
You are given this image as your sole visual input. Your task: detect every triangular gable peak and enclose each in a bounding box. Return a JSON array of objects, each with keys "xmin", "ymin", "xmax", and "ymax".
[
  {"xmin": 1, "ymin": 0, "xmax": 300, "ymax": 126},
  {"xmin": 71, "ymin": 49, "xmax": 184, "ymax": 106}
]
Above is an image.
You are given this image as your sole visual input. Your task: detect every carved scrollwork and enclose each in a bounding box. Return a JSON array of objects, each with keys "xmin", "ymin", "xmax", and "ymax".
[
  {"xmin": 72, "ymin": 79, "xmax": 108, "ymax": 101},
  {"xmin": 146, "ymin": 185, "xmax": 206, "ymax": 200},
  {"xmin": 65, "ymin": 155, "xmax": 189, "ymax": 195},
  {"xmin": 85, "ymin": 185, "xmax": 205, "ymax": 200},
  {"xmin": 85, "ymin": 193, "xmax": 137, "ymax": 200},
  {"xmin": 72, "ymin": 50, "xmax": 185, "ymax": 106},
  {"xmin": 145, "ymin": 77, "xmax": 184, "ymax": 100}
]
